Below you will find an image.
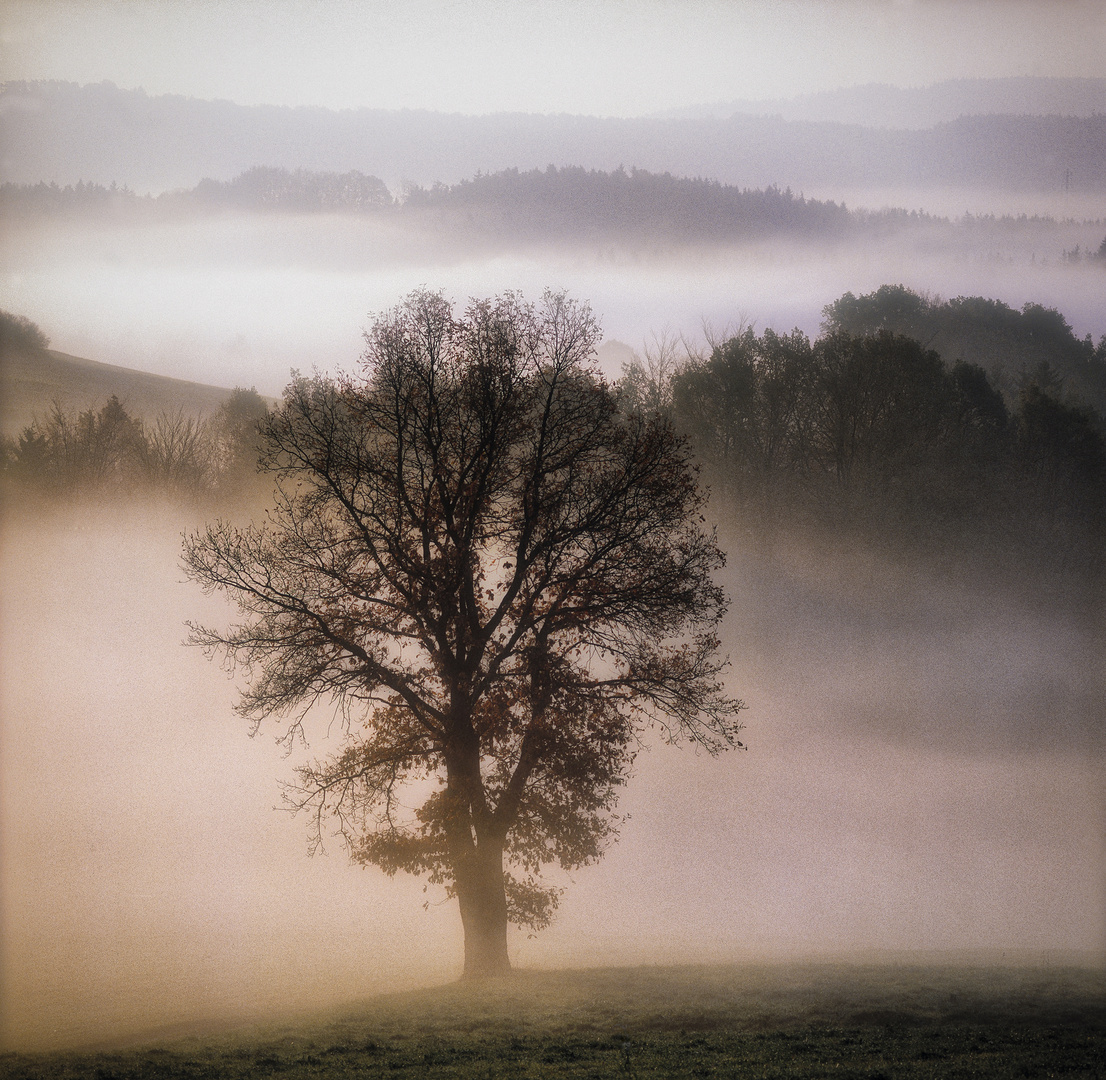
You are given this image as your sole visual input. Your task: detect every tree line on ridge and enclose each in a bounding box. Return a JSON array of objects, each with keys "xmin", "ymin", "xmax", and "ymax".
[{"xmin": 0, "ymin": 166, "xmax": 935, "ymax": 244}]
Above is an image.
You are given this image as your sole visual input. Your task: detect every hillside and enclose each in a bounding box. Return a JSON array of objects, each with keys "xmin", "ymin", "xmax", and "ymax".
[{"xmin": 0, "ymin": 346, "xmax": 248, "ymax": 436}]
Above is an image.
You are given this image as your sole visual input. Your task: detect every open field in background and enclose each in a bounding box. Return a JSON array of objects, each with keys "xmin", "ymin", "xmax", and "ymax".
[{"xmin": 1, "ymin": 963, "xmax": 1103, "ymax": 1078}]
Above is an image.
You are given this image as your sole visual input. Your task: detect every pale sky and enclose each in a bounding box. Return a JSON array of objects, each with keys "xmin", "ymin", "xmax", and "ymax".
[{"xmin": 2, "ymin": 0, "xmax": 1104, "ymax": 116}]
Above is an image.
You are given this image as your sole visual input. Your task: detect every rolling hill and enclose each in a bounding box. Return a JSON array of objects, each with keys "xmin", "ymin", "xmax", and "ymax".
[
  {"xmin": 0, "ymin": 345, "xmax": 253, "ymax": 436},
  {"xmin": 658, "ymin": 76, "xmax": 1106, "ymax": 127}
]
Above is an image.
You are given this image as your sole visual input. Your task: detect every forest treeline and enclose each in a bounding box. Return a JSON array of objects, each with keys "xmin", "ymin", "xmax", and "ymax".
[
  {"xmin": 0, "ymin": 168, "xmax": 391, "ymax": 216},
  {"xmin": 5, "ymin": 165, "xmax": 1104, "ymax": 251},
  {"xmin": 620, "ymin": 287, "xmax": 1105, "ymax": 574},
  {"xmin": 0, "ymin": 165, "xmax": 944, "ymax": 244},
  {"xmin": 400, "ymin": 167, "xmax": 856, "ymax": 241},
  {"xmin": 3, "ymin": 292, "xmax": 1103, "ymax": 581}
]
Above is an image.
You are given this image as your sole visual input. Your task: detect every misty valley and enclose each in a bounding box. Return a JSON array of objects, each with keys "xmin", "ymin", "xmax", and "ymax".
[
  {"xmin": 3, "ymin": 165, "xmax": 1106, "ymax": 396},
  {"xmin": 2, "ymin": 274, "xmax": 1103, "ymax": 1071},
  {"xmin": 1, "ymin": 73, "xmax": 1104, "ymax": 1079}
]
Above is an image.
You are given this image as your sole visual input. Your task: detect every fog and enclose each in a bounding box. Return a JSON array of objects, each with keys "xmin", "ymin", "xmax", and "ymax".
[
  {"xmin": 2, "ymin": 494, "xmax": 1102, "ymax": 1051},
  {"xmin": 3, "ymin": 209, "xmax": 1104, "ymax": 395},
  {"xmin": 2, "ymin": 150, "xmax": 1105, "ymax": 1058},
  {"xmin": 5, "ymin": 1, "xmax": 1103, "ymax": 116},
  {"xmin": 3, "ymin": 0, "xmax": 1103, "ymax": 1059}
]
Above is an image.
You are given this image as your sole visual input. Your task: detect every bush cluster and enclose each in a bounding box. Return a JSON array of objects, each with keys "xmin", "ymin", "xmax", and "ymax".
[
  {"xmin": 1, "ymin": 387, "xmax": 270, "ymax": 503},
  {"xmin": 0, "ymin": 309, "xmax": 50, "ymax": 354}
]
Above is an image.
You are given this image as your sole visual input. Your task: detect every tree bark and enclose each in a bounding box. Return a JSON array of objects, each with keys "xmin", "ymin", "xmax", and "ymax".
[{"xmin": 455, "ymin": 843, "xmax": 511, "ymax": 978}]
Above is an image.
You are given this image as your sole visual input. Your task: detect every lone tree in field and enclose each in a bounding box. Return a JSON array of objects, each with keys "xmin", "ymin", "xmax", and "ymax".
[{"xmin": 183, "ymin": 290, "xmax": 743, "ymax": 977}]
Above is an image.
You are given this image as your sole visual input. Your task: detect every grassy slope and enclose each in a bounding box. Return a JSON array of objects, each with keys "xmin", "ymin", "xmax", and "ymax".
[
  {"xmin": 2, "ymin": 963, "xmax": 1103, "ymax": 1078},
  {"xmin": 0, "ymin": 347, "xmax": 248, "ymax": 436}
]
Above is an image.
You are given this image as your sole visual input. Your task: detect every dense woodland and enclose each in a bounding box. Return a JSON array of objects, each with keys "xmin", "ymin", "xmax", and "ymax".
[
  {"xmin": 822, "ymin": 284, "xmax": 1106, "ymax": 414},
  {"xmin": 618, "ymin": 289, "xmax": 1104, "ymax": 583},
  {"xmin": 6, "ymin": 164, "xmax": 1106, "ymax": 250},
  {"xmin": 0, "ymin": 166, "xmax": 879, "ymax": 243},
  {"xmin": 3, "ymin": 289, "xmax": 1103, "ymax": 584}
]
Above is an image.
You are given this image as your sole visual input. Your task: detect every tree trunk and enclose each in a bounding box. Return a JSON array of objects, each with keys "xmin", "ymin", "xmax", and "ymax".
[
  {"xmin": 455, "ymin": 843, "xmax": 511, "ymax": 978},
  {"xmin": 444, "ymin": 707, "xmax": 512, "ymax": 977}
]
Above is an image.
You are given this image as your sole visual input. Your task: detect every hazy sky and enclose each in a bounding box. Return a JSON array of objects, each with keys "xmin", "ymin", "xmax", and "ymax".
[{"xmin": 3, "ymin": 0, "xmax": 1105, "ymax": 116}]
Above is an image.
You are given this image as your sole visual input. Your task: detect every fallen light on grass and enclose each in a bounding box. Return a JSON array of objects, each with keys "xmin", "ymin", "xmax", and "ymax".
[{"xmin": 2, "ymin": 963, "xmax": 1103, "ymax": 1079}]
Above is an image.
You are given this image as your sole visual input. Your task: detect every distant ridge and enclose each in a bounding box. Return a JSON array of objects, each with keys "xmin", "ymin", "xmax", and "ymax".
[
  {"xmin": 657, "ymin": 77, "xmax": 1106, "ymax": 128},
  {"xmin": 2, "ymin": 80, "xmax": 1103, "ymax": 194}
]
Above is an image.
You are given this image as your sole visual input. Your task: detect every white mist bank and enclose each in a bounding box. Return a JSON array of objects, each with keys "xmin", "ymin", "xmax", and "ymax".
[
  {"xmin": 3, "ymin": 212, "xmax": 1104, "ymax": 395},
  {"xmin": 2, "ymin": 501, "xmax": 1102, "ymax": 1051}
]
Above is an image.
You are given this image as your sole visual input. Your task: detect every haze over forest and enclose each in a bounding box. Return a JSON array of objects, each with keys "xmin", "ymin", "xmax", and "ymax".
[{"xmin": 1, "ymin": 0, "xmax": 1104, "ymax": 1054}]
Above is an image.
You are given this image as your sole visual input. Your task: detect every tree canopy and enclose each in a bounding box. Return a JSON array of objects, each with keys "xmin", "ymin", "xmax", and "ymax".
[
  {"xmin": 0, "ymin": 309, "xmax": 50, "ymax": 354},
  {"xmin": 821, "ymin": 284, "xmax": 1106, "ymax": 416},
  {"xmin": 182, "ymin": 289, "xmax": 744, "ymax": 976},
  {"xmin": 644, "ymin": 313, "xmax": 1103, "ymax": 576}
]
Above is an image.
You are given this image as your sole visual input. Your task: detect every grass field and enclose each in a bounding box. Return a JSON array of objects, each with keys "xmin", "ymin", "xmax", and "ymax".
[
  {"xmin": 2, "ymin": 962, "xmax": 1103, "ymax": 1078},
  {"xmin": 0, "ymin": 346, "xmax": 256, "ymax": 436}
]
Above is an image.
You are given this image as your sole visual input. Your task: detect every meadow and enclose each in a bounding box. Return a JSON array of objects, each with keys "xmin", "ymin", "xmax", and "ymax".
[{"xmin": 2, "ymin": 962, "xmax": 1103, "ymax": 1079}]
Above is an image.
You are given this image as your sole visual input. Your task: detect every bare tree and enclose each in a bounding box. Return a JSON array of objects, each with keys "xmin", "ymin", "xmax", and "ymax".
[
  {"xmin": 183, "ymin": 290, "xmax": 743, "ymax": 977},
  {"xmin": 617, "ymin": 328, "xmax": 684, "ymax": 417},
  {"xmin": 143, "ymin": 409, "xmax": 214, "ymax": 497}
]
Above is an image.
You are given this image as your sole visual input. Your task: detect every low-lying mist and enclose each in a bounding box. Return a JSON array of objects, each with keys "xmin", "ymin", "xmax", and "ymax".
[
  {"xmin": 2, "ymin": 209, "xmax": 1104, "ymax": 393},
  {"xmin": 2, "ymin": 497, "xmax": 1101, "ymax": 1052}
]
